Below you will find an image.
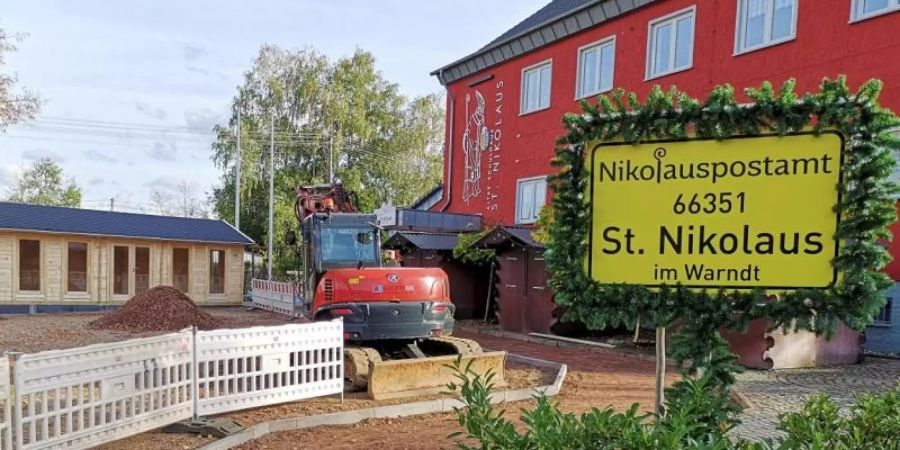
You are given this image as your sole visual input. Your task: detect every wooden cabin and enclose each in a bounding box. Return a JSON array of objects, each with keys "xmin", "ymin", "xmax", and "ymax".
[{"xmin": 0, "ymin": 202, "xmax": 252, "ymax": 312}]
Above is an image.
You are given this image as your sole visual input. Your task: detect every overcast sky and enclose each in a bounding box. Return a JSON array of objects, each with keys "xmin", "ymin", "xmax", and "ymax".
[{"xmin": 0, "ymin": 0, "xmax": 546, "ymax": 213}]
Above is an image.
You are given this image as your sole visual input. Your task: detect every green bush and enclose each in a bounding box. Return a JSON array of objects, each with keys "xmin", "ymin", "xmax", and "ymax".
[{"xmin": 447, "ymin": 361, "xmax": 900, "ymax": 450}]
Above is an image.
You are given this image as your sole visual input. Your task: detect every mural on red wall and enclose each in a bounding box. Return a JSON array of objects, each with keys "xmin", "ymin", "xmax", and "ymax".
[{"xmin": 461, "ymin": 81, "xmax": 506, "ymax": 213}]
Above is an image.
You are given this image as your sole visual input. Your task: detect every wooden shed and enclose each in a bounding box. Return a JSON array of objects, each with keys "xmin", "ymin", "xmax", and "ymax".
[
  {"xmin": 382, "ymin": 231, "xmax": 489, "ymax": 320},
  {"xmin": 473, "ymin": 227, "xmax": 557, "ymax": 334},
  {"xmin": 0, "ymin": 202, "xmax": 252, "ymax": 312}
]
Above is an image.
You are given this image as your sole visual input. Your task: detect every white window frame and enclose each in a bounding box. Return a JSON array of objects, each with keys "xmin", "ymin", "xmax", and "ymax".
[
  {"xmin": 576, "ymin": 36, "xmax": 616, "ymax": 100},
  {"xmin": 851, "ymin": 0, "xmax": 900, "ymax": 22},
  {"xmin": 515, "ymin": 176, "xmax": 548, "ymax": 225},
  {"xmin": 519, "ymin": 59, "xmax": 553, "ymax": 115},
  {"xmin": 734, "ymin": 0, "xmax": 799, "ymax": 55},
  {"xmin": 646, "ymin": 5, "xmax": 697, "ymax": 80}
]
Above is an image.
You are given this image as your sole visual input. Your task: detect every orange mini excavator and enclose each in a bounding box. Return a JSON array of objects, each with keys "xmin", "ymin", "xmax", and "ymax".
[{"xmin": 294, "ymin": 183, "xmax": 505, "ymax": 399}]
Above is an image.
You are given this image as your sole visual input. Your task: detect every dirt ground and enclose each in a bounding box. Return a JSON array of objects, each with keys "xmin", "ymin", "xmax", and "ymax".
[
  {"xmin": 0, "ymin": 311, "xmax": 558, "ymax": 450},
  {"xmin": 0, "ymin": 307, "xmax": 291, "ymax": 353},
  {"xmin": 233, "ymin": 330, "xmax": 673, "ymax": 450}
]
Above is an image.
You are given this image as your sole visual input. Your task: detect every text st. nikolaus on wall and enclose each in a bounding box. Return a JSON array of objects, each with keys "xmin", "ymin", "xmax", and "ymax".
[{"xmin": 588, "ymin": 132, "xmax": 843, "ymax": 289}]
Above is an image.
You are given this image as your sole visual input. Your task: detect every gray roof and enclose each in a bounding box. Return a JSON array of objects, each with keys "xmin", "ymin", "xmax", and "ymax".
[
  {"xmin": 383, "ymin": 232, "xmax": 459, "ymax": 251},
  {"xmin": 431, "ymin": 0, "xmax": 656, "ymax": 85},
  {"xmin": 0, "ymin": 202, "xmax": 253, "ymax": 245},
  {"xmin": 473, "ymin": 226, "xmax": 544, "ymax": 249}
]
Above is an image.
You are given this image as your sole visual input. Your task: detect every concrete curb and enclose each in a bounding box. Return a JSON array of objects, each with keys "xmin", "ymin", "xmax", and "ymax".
[
  {"xmin": 458, "ymin": 324, "xmax": 681, "ymax": 365},
  {"xmin": 196, "ymin": 353, "xmax": 567, "ymax": 450}
]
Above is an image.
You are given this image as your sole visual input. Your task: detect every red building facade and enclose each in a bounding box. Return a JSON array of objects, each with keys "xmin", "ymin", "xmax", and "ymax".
[{"xmin": 431, "ymin": 0, "xmax": 900, "ymax": 230}]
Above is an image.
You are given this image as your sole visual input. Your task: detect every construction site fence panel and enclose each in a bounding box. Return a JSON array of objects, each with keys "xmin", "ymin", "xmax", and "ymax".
[
  {"xmin": 1, "ymin": 320, "xmax": 343, "ymax": 450},
  {"xmin": 0, "ymin": 356, "xmax": 11, "ymax": 450},
  {"xmin": 195, "ymin": 321, "xmax": 344, "ymax": 416},
  {"xmin": 12, "ymin": 331, "xmax": 194, "ymax": 450},
  {"xmin": 250, "ymin": 279, "xmax": 302, "ymax": 317}
]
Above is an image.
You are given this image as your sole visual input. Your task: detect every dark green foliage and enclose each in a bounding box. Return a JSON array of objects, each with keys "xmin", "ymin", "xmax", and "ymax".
[
  {"xmin": 545, "ymin": 77, "xmax": 900, "ymax": 402},
  {"xmin": 453, "ymin": 230, "xmax": 496, "ymax": 265},
  {"xmin": 448, "ymin": 360, "xmax": 900, "ymax": 450}
]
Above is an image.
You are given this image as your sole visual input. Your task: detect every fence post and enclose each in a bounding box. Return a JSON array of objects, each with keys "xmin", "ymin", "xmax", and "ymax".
[
  {"xmin": 7, "ymin": 352, "xmax": 21, "ymax": 450},
  {"xmin": 191, "ymin": 326, "xmax": 200, "ymax": 422}
]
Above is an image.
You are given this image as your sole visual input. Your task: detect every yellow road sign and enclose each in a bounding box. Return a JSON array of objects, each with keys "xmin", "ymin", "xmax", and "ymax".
[{"xmin": 588, "ymin": 131, "xmax": 844, "ymax": 289}]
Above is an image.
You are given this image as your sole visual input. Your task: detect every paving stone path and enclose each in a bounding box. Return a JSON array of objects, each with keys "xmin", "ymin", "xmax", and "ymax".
[{"xmin": 732, "ymin": 357, "xmax": 900, "ymax": 440}]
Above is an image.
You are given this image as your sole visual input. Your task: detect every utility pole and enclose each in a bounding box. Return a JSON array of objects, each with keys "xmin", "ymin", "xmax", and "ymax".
[
  {"xmin": 267, "ymin": 113, "xmax": 275, "ymax": 280},
  {"xmin": 328, "ymin": 135, "xmax": 334, "ymax": 184},
  {"xmin": 109, "ymin": 198, "xmax": 114, "ymax": 212},
  {"xmin": 234, "ymin": 109, "xmax": 241, "ymax": 231}
]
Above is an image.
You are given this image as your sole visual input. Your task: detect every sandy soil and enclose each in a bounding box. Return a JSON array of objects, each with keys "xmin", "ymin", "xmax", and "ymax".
[{"xmin": 233, "ymin": 330, "xmax": 675, "ymax": 450}]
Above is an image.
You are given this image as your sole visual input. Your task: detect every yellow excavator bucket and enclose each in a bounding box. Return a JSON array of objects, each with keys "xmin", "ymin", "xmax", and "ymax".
[{"xmin": 367, "ymin": 351, "xmax": 507, "ymax": 400}]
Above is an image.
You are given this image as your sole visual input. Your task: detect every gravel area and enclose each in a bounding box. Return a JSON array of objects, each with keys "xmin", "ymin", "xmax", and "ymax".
[{"xmin": 0, "ymin": 307, "xmax": 291, "ymax": 353}]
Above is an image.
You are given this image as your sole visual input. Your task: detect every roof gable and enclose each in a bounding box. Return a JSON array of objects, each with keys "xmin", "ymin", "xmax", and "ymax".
[
  {"xmin": 0, "ymin": 202, "xmax": 253, "ymax": 245},
  {"xmin": 383, "ymin": 232, "xmax": 459, "ymax": 251},
  {"xmin": 432, "ymin": 0, "xmax": 656, "ymax": 85}
]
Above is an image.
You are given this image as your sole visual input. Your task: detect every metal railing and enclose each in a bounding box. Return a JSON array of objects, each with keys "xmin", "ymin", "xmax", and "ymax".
[{"xmin": 249, "ymin": 279, "xmax": 303, "ymax": 317}]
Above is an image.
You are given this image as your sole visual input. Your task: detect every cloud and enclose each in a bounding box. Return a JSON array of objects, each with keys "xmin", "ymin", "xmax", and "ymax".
[
  {"xmin": 186, "ymin": 65, "xmax": 228, "ymax": 81},
  {"xmin": 21, "ymin": 149, "xmax": 65, "ymax": 163},
  {"xmin": 184, "ymin": 108, "xmax": 221, "ymax": 132},
  {"xmin": 82, "ymin": 149, "xmax": 118, "ymax": 163},
  {"xmin": 88, "ymin": 177, "xmax": 105, "ymax": 186},
  {"xmin": 134, "ymin": 101, "xmax": 167, "ymax": 120},
  {"xmin": 0, "ymin": 164, "xmax": 22, "ymax": 187},
  {"xmin": 146, "ymin": 141, "xmax": 177, "ymax": 161},
  {"xmin": 182, "ymin": 43, "xmax": 208, "ymax": 62},
  {"xmin": 144, "ymin": 176, "xmax": 179, "ymax": 191}
]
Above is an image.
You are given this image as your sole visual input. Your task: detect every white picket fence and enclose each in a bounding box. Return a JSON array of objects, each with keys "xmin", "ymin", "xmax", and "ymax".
[
  {"xmin": 250, "ymin": 279, "xmax": 303, "ymax": 317},
  {"xmin": 0, "ymin": 321, "xmax": 343, "ymax": 450},
  {"xmin": 0, "ymin": 357, "xmax": 11, "ymax": 450}
]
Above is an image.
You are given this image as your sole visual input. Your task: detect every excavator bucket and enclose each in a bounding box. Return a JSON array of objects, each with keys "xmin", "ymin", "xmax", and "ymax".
[{"xmin": 367, "ymin": 351, "xmax": 507, "ymax": 400}]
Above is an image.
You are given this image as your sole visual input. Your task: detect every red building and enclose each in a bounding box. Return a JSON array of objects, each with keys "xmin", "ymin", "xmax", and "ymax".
[{"xmin": 430, "ymin": 0, "xmax": 900, "ymax": 352}]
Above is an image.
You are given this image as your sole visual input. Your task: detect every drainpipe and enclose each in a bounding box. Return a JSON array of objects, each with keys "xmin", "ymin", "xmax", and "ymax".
[{"xmin": 439, "ymin": 70, "xmax": 454, "ymax": 212}]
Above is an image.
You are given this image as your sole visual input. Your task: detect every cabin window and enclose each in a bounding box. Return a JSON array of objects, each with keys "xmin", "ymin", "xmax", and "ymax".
[
  {"xmin": 516, "ymin": 177, "xmax": 548, "ymax": 225},
  {"xmin": 113, "ymin": 245, "xmax": 130, "ymax": 295},
  {"xmin": 19, "ymin": 239, "xmax": 40, "ymax": 291},
  {"xmin": 576, "ymin": 37, "xmax": 615, "ymax": 99},
  {"xmin": 647, "ymin": 6, "xmax": 695, "ymax": 79},
  {"xmin": 736, "ymin": 0, "xmax": 797, "ymax": 54},
  {"xmin": 209, "ymin": 250, "xmax": 225, "ymax": 294},
  {"xmin": 173, "ymin": 248, "xmax": 190, "ymax": 292},
  {"xmin": 67, "ymin": 242, "xmax": 88, "ymax": 292},
  {"xmin": 520, "ymin": 60, "xmax": 552, "ymax": 114}
]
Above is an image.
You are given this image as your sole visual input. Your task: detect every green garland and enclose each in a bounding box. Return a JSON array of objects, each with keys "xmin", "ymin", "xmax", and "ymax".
[{"xmin": 546, "ymin": 77, "xmax": 900, "ymax": 392}]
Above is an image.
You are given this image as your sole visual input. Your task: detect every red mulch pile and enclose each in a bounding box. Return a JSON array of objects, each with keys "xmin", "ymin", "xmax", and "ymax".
[{"xmin": 90, "ymin": 286, "xmax": 220, "ymax": 331}]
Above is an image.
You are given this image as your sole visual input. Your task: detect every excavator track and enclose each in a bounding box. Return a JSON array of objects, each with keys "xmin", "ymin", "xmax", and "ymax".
[
  {"xmin": 422, "ymin": 335, "xmax": 483, "ymax": 355},
  {"xmin": 344, "ymin": 347, "xmax": 382, "ymax": 391}
]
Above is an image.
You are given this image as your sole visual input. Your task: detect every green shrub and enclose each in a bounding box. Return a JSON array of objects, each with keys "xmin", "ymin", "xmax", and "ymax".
[{"xmin": 447, "ymin": 360, "xmax": 900, "ymax": 450}]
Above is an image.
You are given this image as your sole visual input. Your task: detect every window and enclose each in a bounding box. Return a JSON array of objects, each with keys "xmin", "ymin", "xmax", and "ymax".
[
  {"xmin": 173, "ymin": 248, "xmax": 190, "ymax": 292},
  {"xmin": 67, "ymin": 242, "xmax": 87, "ymax": 292},
  {"xmin": 647, "ymin": 7, "xmax": 696, "ymax": 79},
  {"xmin": 19, "ymin": 239, "xmax": 40, "ymax": 291},
  {"xmin": 874, "ymin": 297, "xmax": 893, "ymax": 324},
  {"xmin": 209, "ymin": 250, "xmax": 225, "ymax": 295},
  {"xmin": 135, "ymin": 247, "xmax": 150, "ymax": 295},
  {"xmin": 113, "ymin": 246, "xmax": 129, "ymax": 295},
  {"xmin": 852, "ymin": 0, "xmax": 900, "ymax": 21},
  {"xmin": 736, "ymin": 0, "xmax": 797, "ymax": 53},
  {"xmin": 520, "ymin": 61, "xmax": 552, "ymax": 114},
  {"xmin": 320, "ymin": 228, "xmax": 378, "ymax": 263},
  {"xmin": 516, "ymin": 177, "xmax": 548, "ymax": 224},
  {"xmin": 577, "ymin": 38, "xmax": 616, "ymax": 99}
]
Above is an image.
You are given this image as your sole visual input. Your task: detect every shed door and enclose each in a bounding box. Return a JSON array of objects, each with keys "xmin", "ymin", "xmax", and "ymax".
[
  {"xmin": 524, "ymin": 249, "xmax": 554, "ymax": 334},
  {"xmin": 496, "ymin": 247, "xmax": 527, "ymax": 333}
]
